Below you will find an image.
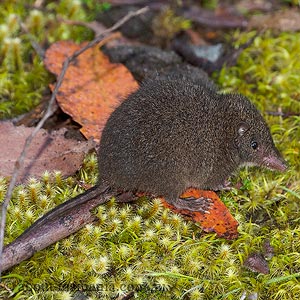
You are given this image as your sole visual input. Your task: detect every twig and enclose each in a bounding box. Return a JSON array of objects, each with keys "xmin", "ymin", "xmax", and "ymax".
[
  {"xmin": 266, "ymin": 110, "xmax": 300, "ymax": 118},
  {"xmin": 1, "ymin": 187, "xmax": 112, "ymax": 272},
  {"xmin": 19, "ymin": 21, "xmax": 45, "ymax": 59},
  {"xmin": 0, "ymin": 6, "xmax": 149, "ymax": 276},
  {"xmin": 182, "ymin": 5, "xmax": 248, "ymax": 29}
]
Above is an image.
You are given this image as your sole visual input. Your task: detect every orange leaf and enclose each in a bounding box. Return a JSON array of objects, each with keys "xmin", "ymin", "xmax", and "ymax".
[
  {"xmin": 160, "ymin": 188, "xmax": 238, "ymax": 240},
  {"xmin": 44, "ymin": 40, "xmax": 138, "ymax": 142}
]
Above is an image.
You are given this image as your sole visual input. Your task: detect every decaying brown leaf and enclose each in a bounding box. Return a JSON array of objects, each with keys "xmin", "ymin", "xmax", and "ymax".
[
  {"xmin": 244, "ymin": 252, "xmax": 270, "ymax": 274},
  {"xmin": 44, "ymin": 40, "xmax": 138, "ymax": 142},
  {"xmin": 0, "ymin": 121, "xmax": 95, "ymax": 182},
  {"xmin": 249, "ymin": 9, "xmax": 300, "ymax": 31}
]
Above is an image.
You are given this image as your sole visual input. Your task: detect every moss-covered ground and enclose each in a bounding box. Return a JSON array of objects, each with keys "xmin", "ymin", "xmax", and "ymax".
[{"xmin": 0, "ymin": 1, "xmax": 300, "ymax": 299}]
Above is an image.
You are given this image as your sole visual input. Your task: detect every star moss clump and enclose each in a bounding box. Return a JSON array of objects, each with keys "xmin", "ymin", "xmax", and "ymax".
[{"xmin": 1, "ymin": 9, "xmax": 300, "ymax": 299}]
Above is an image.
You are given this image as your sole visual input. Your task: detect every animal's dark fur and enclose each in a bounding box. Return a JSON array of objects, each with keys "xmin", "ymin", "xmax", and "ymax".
[{"xmin": 98, "ymin": 78, "xmax": 286, "ymax": 206}]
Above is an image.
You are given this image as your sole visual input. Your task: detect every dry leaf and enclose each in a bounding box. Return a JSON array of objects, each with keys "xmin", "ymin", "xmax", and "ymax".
[
  {"xmin": 0, "ymin": 121, "xmax": 95, "ymax": 182},
  {"xmin": 244, "ymin": 252, "xmax": 270, "ymax": 274},
  {"xmin": 249, "ymin": 9, "xmax": 300, "ymax": 31},
  {"xmin": 44, "ymin": 40, "xmax": 138, "ymax": 142},
  {"xmin": 160, "ymin": 188, "xmax": 239, "ymax": 240}
]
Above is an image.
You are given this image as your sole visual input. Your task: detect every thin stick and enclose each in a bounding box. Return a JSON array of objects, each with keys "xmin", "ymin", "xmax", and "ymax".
[
  {"xmin": 0, "ymin": 6, "xmax": 149, "ymax": 276},
  {"xmin": 20, "ymin": 21, "xmax": 45, "ymax": 59}
]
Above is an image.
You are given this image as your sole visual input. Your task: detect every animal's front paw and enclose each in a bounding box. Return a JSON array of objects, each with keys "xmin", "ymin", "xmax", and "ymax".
[{"xmin": 216, "ymin": 179, "xmax": 232, "ymax": 191}]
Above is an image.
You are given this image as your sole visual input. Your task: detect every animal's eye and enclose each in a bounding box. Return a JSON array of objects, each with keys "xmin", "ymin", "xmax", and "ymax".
[{"xmin": 251, "ymin": 140, "xmax": 258, "ymax": 150}]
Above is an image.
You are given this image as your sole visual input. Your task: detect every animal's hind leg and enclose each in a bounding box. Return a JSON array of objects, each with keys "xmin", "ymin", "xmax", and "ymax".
[{"xmin": 167, "ymin": 193, "xmax": 213, "ymax": 213}]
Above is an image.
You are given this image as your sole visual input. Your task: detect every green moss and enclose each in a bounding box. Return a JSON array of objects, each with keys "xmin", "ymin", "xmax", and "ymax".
[
  {"xmin": 218, "ymin": 31, "xmax": 300, "ymax": 114},
  {"xmin": 0, "ymin": 4, "xmax": 300, "ymax": 299},
  {"xmin": 2, "ymin": 146, "xmax": 299, "ymax": 299}
]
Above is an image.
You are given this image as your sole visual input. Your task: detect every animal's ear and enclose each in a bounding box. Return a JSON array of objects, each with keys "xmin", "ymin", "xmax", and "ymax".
[{"xmin": 237, "ymin": 122, "xmax": 249, "ymax": 136}]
